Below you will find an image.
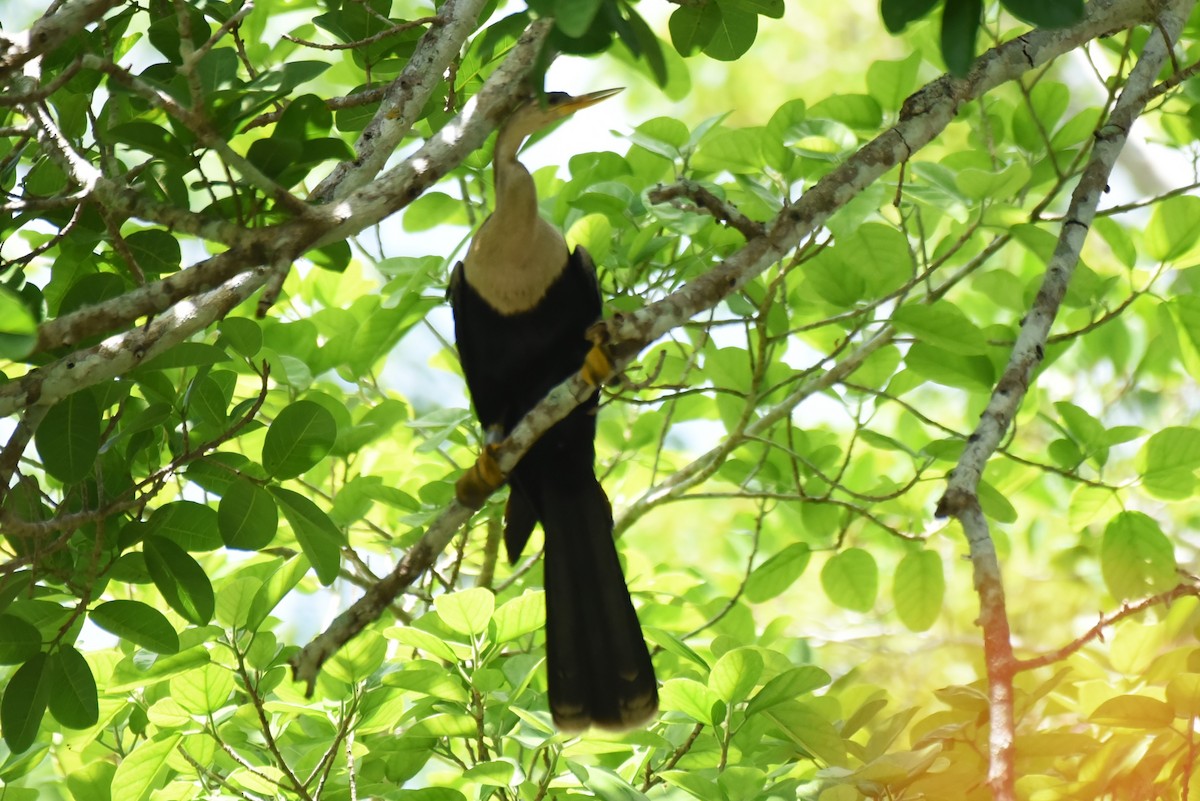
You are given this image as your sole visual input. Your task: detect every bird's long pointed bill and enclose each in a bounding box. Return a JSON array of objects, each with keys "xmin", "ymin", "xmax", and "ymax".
[{"xmin": 555, "ymin": 87, "xmax": 623, "ymax": 116}]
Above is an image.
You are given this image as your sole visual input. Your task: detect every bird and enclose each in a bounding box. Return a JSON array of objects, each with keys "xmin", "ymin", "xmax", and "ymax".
[{"xmin": 447, "ymin": 88, "xmax": 658, "ymax": 732}]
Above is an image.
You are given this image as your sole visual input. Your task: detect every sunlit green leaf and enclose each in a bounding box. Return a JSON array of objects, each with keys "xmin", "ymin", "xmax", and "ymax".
[
  {"xmin": 821, "ymin": 548, "xmax": 878, "ymax": 613},
  {"xmin": 144, "ymin": 536, "xmax": 215, "ymax": 625},
  {"xmin": 744, "ymin": 543, "xmax": 811, "ymax": 603},
  {"xmin": 270, "ymin": 487, "xmax": 343, "ymax": 585},
  {"xmin": 1100, "ymin": 511, "xmax": 1176, "ymax": 601},
  {"xmin": 1089, "ymin": 694, "xmax": 1173, "ymax": 729},
  {"xmin": 110, "ymin": 733, "xmax": 181, "ymax": 801},
  {"xmin": 263, "ymin": 400, "xmax": 338, "ymax": 479},
  {"xmin": 893, "ymin": 550, "xmax": 944, "ymax": 632},
  {"xmin": 435, "ymin": 588, "xmax": 495, "ymax": 638}
]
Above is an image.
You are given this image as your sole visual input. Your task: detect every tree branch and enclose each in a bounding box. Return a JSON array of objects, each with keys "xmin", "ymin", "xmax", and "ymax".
[{"xmin": 933, "ymin": 2, "xmax": 1192, "ymax": 797}]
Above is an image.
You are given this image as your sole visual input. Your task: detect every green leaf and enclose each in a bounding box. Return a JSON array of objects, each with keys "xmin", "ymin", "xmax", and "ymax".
[
  {"xmin": 435, "ymin": 588, "xmax": 495, "ymax": 638},
  {"xmin": 0, "ymin": 286, "xmax": 36, "ymax": 359},
  {"xmin": 66, "ymin": 761, "xmax": 116, "ymax": 801},
  {"xmin": 463, "ymin": 759, "xmax": 522, "ymax": 787},
  {"xmin": 941, "ymin": 0, "xmax": 982, "ymax": 77},
  {"xmin": 246, "ymin": 556, "xmax": 309, "ymax": 630},
  {"xmin": 144, "ymin": 535, "xmax": 216, "ymax": 625},
  {"xmin": 1089, "ymin": 695, "xmax": 1173, "ymax": 728},
  {"xmin": 709, "ymin": 647, "xmax": 763, "ymax": 704},
  {"xmin": 702, "ymin": 3, "xmax": 757, "ymax": 60},
  {"xmin": 867, "ymin": 52, "xmax": 922, "ymax": 111},
  {"xmin": 893, "ymin": 550, "xmax": 945, "ymax": 632},
  {"xmin": 138, "ymin": 342, "xmax": 230, "ymax": 371},
  {"xmin": 1166, "ymin": 673, "xmax": 1200, "ymax": 718},
  {"xmin": 554, "ymin": 0, "xmax": 602, "ymax": 37},
  {"xmin": 403, "ymin": 191, "xmax": 462, "ymax": 232},
  {"xmin": 1146, "ymin": 195, "xmax": 1200, "ymax": 261},
  {"xmin": 0, "ymin": 614, "xmax": 42, "ymax": 664},
  {"xmin": 744, "ymin": 543, "xmax": 811, "ymax": 602},
  {"xmin": 838, "ymin": 223, "xmax": 912, "ymax": 299},
  {"xmin": 388, "ymin": 626, "xmax": 460, "ymax": 663},
  {"xmin": 262, "ymin": 400, "xmax": 337, "ymax": 479},
  {"xmin": 1100, "ymin": 512, "xmax": 1176, "ymax": 601},
  {"xmin": 978, "ymin": 479, "xmax": 1018, "ymax": 524},
  {"xmin": 170, "ymin": 663, "xmax": 234, "ymax": 715},
  {"xmin": 218, "ymin": 479, "xmax": 279, "ymax": 551},
  {"xmin": 881, "ymin": 0, "xmax": 938, "ymax": 32},
  {"xmin": 668, "ymin": 3, "xmax": 719, "ymax": 56},
  {"xmin": 691, "ymin": 128, "xmax": 767, "ymax": 174},
  {"xmin": 325, "ymin": 630, "xmax": 387, "ymax": 685},
  {"xmin": 762, "ymin": 701, "xmax": 847, "ymax": 765},
  {"xmin": 35, "ymin": 390, "xmax": 100, "ymax": 484},
  {"xmin": 1140, "ymin": 425, "xmax": 1200, "ymax": 499},
  {"xmin": 124, "ymin": 230, "xmax": 181, "ymax": 275},
  {"xmin": 1, "ymin": 652, "xmax": 50, "ymax": 753},
  {"xmin": 905, "ymin": 342, "xmax": 995, "ymax": 390},
  {"xmin": 47, "ymin": 645, "xmax": 98, "ymax": 729},
  {"xmin": 148, "ymin": 500, "xmax": 222, "ymax": 551},
  {"xmin": 746, "ymin": 666, "xmax": 830, "ymax": 715},
  {"xmin": 808, "ymin": 94, "xmax": 883, "ymax": 130},
  {"xmin": 1001, "ymin": 0, "xmax": 1083, "ymax": 27},
  {"xmin": 820, "ymin": 548, "xmax": 878, "ymax": 613},
  {"xmin": 110, "ymin": 733, "xmax": 181, "ymax": 801},
  {"xmin": 91, "ymin": 600, "xmax": 179, "ymax": 654},
  {"xmin": 955, "ymin": 161, "xmax": 1030, "ymax": 200},
  {"xmin": 493, "ymin": 591, "xmax": 545, "ymax": 642},
  {"xmin": 215, "ymin": 577, "xmax": 262, "ymax": 629},
  {"xmin": 892, "ymin": 301, "xmax": 988, "ymax": 355},
  {"xmin": 218, "ymin": 317, "xmax": 263, "ymax": 357},
  {"xmin": 270, "ymin": 487, "xmax": 343, "ymax": 585},
  {"xmin": 659, "ymin": 677, "xmax": 723, "ymax": 725}
]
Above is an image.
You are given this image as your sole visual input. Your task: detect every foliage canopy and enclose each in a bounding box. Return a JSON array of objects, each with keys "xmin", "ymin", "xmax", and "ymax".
[{"xmin": 3, "ymin": 0, "xmax": 1200, "ymax": 800}]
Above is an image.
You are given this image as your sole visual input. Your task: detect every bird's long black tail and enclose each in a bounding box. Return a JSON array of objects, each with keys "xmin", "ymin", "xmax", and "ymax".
[{"xmin": 532, "ymin": 475, "xmax": 658, "ymax": 731}]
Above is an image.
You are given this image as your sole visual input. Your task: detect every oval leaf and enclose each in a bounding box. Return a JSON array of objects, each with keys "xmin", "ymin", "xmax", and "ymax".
[
  {"xmin": 269, "ymin": 487, "xmax": 343, "ymax": 586},
  {"xmin": 1100, "ymin": 511, "xmax": 1176, "ymax": 602},
  {"xmin": 110, "ymin": 733, "xmax": 182, "ymax": 801},
  {"xmin": 435, "ymin": 588, "xmax": 495, "ymax": 638},
  {"xmin": 821, "ymin": 548, "xmax": 878, "ymax": 613},
  {"xmin": 709, "ymin": 647, "xmax": 764, "ymax": 705},
  {"xmin": 219, "ymin": 479, "xmax": 279, "ymax": 551},
  {"xmin": 47, "ymin": 645, "xmax": 99, "ymax": 729},
  {"xmin": 745, "ymin": 543, "xmax": 811, "ymax": 603},
  {"xmin": 144, "ymin": 536, "xmax": 215, "ymax": 625},
  {"xmin": 893, "ymin": 550, "xmax": 945, "ymax": 632},
  {"xmin": 263, "ymin": 400, "xmax": 337, "ymax": 479},
  {"xmin": 91, "ymin": 600, "xmax": 180, "ymax": 654},
  {"xmin": 1089, "ymin": 695, "xmax": 1173, "ymax": 729},
  {"xmin": 1, "ymin": 652, "xmax": 50, "ymax": 753},
  {"xmin": 35, "ymin": 390, "xmax": 100, "ymax": 484},
  {"xmin": 0, "ymin": 613, "xmax": 43, "ymax": 664}
]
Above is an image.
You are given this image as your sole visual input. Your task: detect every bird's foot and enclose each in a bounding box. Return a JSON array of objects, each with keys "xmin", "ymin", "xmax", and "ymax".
[
  {"xmin": 581, "ymin": 324, "xmax": 614, "ymax": 387},
  {"xmin": 456, "ymin": 437, "xmax": 505, "ymax": 509}
]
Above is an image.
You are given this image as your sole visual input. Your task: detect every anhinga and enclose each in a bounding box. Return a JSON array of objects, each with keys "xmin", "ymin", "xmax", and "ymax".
[{"xmin": 448, "ymin": 88, "xmax": 658, "ymax": 731}]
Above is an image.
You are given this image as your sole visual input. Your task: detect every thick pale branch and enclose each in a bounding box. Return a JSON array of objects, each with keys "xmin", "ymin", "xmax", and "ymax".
[
  {"xmin": 25, "ymin": 18, "xmax": 553, "ymax": 362},
  {"xmin": 602, "ymin": 0, "xmax": 1153, "ymax": 354},
  {"xmin": 934, "ymin": 2, "xmax": 1192, "ymax": 798},
  {"xmin": 0, "ymin": 0, "xmax": 124, "ymax": 79},
  {"xmin": 309, "ymin": 0, "xmax": 490, "ymax": 204}
]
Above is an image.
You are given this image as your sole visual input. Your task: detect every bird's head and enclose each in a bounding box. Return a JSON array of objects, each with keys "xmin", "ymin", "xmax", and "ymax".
[{"xmin": 501, "ymin": 87, "xmax": 623, "ymax": 143}]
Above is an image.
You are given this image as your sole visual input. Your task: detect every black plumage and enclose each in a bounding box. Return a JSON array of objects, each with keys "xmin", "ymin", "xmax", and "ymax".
[{"xmin": 447, "ymin": 89, "xmax": 657, "ymax": 731}]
